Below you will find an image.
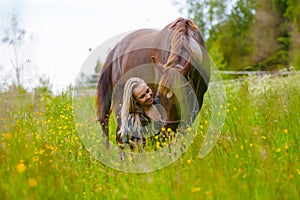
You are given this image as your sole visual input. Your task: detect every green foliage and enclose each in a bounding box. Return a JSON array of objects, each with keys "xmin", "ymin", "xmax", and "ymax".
[
  {"xmin": 176, "ymin": 0, "xmax": 300, "ymax": 70},
  {"xmin": 176, "ymin": 0, "xmax": 230, "ymax": 39},
  {"xmin": 285, "ymin": 0, "xmax": 300, "ymax": 30},
  {"xmin": 208, "ymin": 42, "xmax": 227, "ymax": 70},
  {"xmin": 213, "ymin": 0, "xmax": 256, "ymax": 69}
]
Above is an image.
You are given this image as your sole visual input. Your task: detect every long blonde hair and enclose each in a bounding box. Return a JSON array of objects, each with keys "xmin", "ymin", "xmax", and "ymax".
[{"xmin": 118, "ymin": 77, "xmax": 145, "ymax": 138}]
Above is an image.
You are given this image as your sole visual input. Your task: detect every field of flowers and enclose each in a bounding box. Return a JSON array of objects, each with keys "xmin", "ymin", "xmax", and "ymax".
[{"xmin": 1, "ymin": 74, "xmax": 299, "ymax": 199}]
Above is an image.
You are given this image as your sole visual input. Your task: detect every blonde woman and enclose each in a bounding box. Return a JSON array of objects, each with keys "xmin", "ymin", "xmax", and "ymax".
[{"xmin": 118, "ymin": 77, "xmax": 165, "ymax": 147}]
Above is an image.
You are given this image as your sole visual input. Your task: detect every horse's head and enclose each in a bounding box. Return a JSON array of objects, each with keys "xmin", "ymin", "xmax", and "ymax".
[
  {"xmin": 151, "ymin": 18, "xmax": 211, "ymax": 131},
  {"xmin": 152, "ymin": 56, "xmax": 194, "ymax": 131}
]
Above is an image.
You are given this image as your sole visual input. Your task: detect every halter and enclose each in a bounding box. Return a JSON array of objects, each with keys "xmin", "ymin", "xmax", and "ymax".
[{"xmin": 158, "ymin": 76, "xmax": 193, "ymax": 126}]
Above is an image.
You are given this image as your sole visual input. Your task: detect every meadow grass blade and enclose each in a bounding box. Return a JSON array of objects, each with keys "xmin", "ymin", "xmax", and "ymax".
[{"xmin": 1, "ymin": 74, "xmax": 299, "ymax": 199}]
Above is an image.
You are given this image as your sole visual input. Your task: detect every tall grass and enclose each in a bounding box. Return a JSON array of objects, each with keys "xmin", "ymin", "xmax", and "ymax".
[{"xmin": 1, "ymin": 74, "xmax": 299, "ymax": 199}]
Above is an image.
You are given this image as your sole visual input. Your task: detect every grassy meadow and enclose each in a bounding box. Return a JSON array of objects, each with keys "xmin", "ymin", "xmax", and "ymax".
[{"xmin": 0, "ymin": 74, "xmax": 299, "ymax": 199}]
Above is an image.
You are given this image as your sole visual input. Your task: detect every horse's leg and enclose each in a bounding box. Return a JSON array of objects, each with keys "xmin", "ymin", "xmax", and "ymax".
[{"xmin": 96, "ymin": 63, "xmax": 113, "ymax": 147}]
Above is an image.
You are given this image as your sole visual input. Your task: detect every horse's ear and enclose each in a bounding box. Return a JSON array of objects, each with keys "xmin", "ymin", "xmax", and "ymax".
[{"xmin": 151, "ymin": 56, "xmax": 165, "ymax": 72}]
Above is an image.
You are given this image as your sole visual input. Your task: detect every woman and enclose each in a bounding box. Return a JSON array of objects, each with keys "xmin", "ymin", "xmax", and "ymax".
[{"xmin": 118, "ymin": 77, "xmax": 165, "ymax": 148}]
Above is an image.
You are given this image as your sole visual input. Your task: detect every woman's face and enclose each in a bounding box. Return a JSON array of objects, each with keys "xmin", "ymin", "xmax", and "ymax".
[{"xmin": 133, "ymin": 83, "xmax": 153, "ymax": 107}]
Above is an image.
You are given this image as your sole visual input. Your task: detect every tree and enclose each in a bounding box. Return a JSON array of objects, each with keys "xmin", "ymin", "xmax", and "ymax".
[
  {"xmin": 249, "ymin": 0, "xmax": 300, "ymax": 70},
  {"xmin": 1, "ymin": 13, "xmax": 29, "ymax": 92},
  {"xmin": 175, "ymin": 0, "xmax": 300, "ymax": 70},
  {"xmin": 175, "ymin": 0, "xmax": 257, "ymax": 70},
  {"xmin": 216, "ymin": 0, "xmax": 256, "ymax": 70},
  {"xmin": 284, "ymin": 0, "xmax": 300, "ymax": 70},
  {"xmin": 174, "ymin": 0, "xmax": 230, "ymax": 40}
]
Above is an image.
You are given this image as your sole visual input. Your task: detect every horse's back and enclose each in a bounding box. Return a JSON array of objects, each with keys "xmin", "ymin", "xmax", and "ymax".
[
  {"xmin": 109, "ymin": 28, "xmax": 160, "ymax": 84},
  {"xmin": 118, "ymin": 28, "xmax": 159, "ymax": 50}
]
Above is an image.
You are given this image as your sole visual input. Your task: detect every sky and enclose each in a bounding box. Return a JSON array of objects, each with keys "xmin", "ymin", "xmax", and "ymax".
[{"xmin": 0, "ymin": 0, "xmax": 184, "ymax": 92}]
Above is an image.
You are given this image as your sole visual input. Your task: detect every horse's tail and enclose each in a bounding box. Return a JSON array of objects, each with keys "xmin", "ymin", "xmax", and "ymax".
[{"xmin": 96, "ymin": 60, "xmax": 113, "ymax": 139}]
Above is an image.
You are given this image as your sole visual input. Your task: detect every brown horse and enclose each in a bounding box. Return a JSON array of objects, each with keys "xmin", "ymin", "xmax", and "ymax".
[{"xmin": 96, "ymin": 17, "xmax": 211, "ymax": 145}]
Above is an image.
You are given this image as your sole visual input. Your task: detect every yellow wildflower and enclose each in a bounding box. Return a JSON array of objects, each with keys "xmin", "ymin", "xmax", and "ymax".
[
  {"xmin": 156, "ymin": 141, "xmax": 160, "ymax": 149},
  {"xmin": 33, "ymin": 156, "xmax": 39, "ymax": 162},
  {"xmin": 276, "ymin": 148, "xmax": 281, "ymax": 153},
  {"xmin": 284, "ymin": 145, "xmax": 288, "ymax": 150},
  {"xmin": 28, "ymin": 178, "xmax": 37, "ymax": 188},
  {"xmin": 192, "ymin": 187, "xmax": 200, "ymax": 192},
  {"xmin": 186, "ymin": 127, "xmax": 192, "ymax": 132},
  {"xmin": 16, "ymin": 163, "xmax": 26, "ymax": 173}
]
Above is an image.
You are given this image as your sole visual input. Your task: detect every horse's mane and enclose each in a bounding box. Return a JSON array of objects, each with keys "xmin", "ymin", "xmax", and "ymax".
[
  {"xmin": 157, "ymin": 18, "xmax": 210, "ymax": 98},
  {"xmin": 163, "ymin": 18, "xmax": 201, "ymax": 67}
]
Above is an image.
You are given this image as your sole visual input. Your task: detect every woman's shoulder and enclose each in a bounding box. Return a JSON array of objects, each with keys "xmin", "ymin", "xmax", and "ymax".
[{"xmin": 128, "ymin": 111, "xmax": 151, "ymax": 126}]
